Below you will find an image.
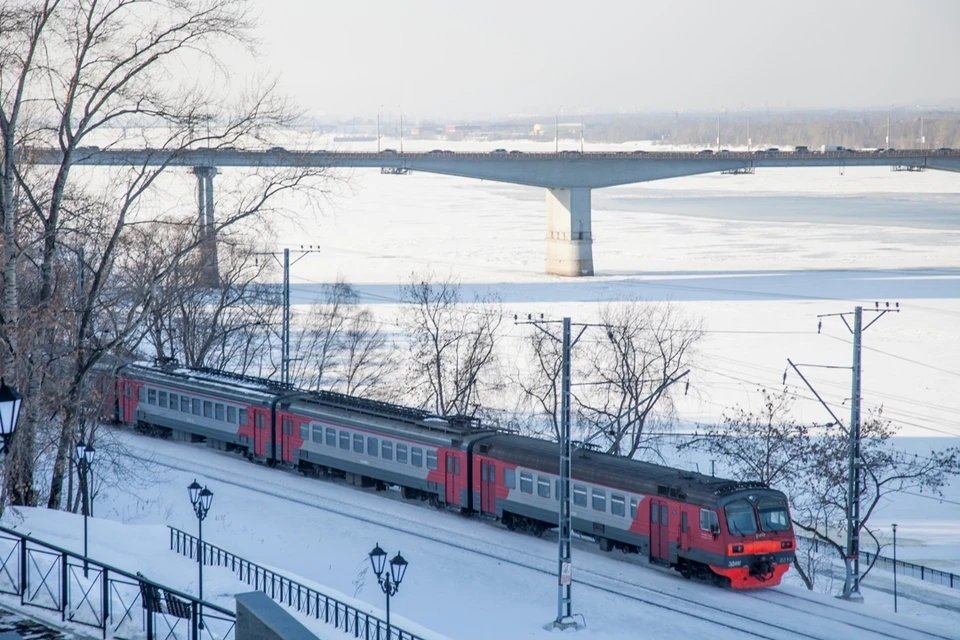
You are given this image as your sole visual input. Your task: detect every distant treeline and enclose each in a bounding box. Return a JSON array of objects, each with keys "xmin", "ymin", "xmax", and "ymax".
[{"xmin": 580, "ymin": 110, "xmax": 960, "ymax": 150}]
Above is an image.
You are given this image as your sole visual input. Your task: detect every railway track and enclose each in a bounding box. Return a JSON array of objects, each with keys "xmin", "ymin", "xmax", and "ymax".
[{"xmin": 122, "ymin": 433, "xmax": 941, "ymax": 640}]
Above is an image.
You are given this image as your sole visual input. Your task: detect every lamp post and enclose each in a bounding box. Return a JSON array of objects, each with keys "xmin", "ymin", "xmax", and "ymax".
[
  {"xmin": 75, "ymin": 440, "xmax": 96, "ymax": 577},
  {"xmin": 0, "ymin": 378, "xmax": 23, "ymax": 454},
  {"xmin": 188, "ymin": 479, "xmax": 213, "ymax": 625},
  {"xmin": 892, "ymin": 523, "xmax": 898, "ymax": 613},
  {"xmin": 368, "ymin": 543, "xmax": 408, "ymax": 640}
]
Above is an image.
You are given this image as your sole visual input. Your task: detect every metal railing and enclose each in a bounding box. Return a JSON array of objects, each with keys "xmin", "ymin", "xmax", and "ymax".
[
  {"xmin": 0, "ymin": 525, "xmax": 235, "ymax": 640},
  {"xmin": 796, "ymin": 535, "xmax": 958, "ymax": 590},
  {"xmin": 169, "ymin": 527, "xmax": 424, "ymax": 640}
]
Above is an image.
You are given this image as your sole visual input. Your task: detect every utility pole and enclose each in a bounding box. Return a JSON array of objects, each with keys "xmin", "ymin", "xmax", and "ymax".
[
  {"xmin": 515, "ymin": 314, "xmax": 600, "ymax": 631},
  {"xmin": 282, "ymin": 248, "xmax": 290, "ymax": 385},
  {"xmin": 255, "ymin": 247, "xmax": 320, "ymax": 386},
  {"xmin": 787, "ymin": 302, "xmax": 899, "ymax": 602}
]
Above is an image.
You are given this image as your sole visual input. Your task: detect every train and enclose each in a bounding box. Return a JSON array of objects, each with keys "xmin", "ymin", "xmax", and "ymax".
[{"xmin": 105, "ymin": 359, "xmax": 796, "ymax": 589}]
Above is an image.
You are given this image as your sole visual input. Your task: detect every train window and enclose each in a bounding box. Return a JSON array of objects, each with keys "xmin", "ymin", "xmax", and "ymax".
[
  {"xmin": 651, "ymin": 504, "xmax": 659, "ymax": 524},
  {"xmin": 573, "ymin": 485, "xmax": 587, "ymax": 507},
  {"xmin": 326, "ymin": 428, "xmax": 336, "ymax": 447},
  {"xmin": 411, "ymin": 447, "xmax": 423, "ymax": 467},
  {"xmin": 203, "ymin": 401, "xmax": 213, "ymax": 418},
  {"xmin": 454, "ymin": 457, "xmax": 460, "ymax": 476},
  {"xmin": 353, "ymin": 434, "xmax": 364, "ymax": 453},
  {"xmin": 592, "ymin": 489, "xmax": 606, "ymax": 512},
  {"xmin": 426, "ymin": 450, "xmax": 437, "ymax": 470},
  {"xmin": 555, "ymin": 480, "xmax": 560, "ymax": 501},
  {"xmin": 169, "ymin": 393, "xmax": 178, "ymax": 409},
  {"xmin": 382, "ymin": 440, "xmax": 393, "ymax": 460},
  {"xmin": 239, "ymin": 408, "xmax": 248, "ymax": 425},
  {"xmin": 339, "ymin": 431, "xmax": 349, "ymax": 450},
  {"xmin": 192, "ymin": 399, "xmax": 202, "ymax": 415},
  {"xmin": 396, "ymin": 444, "xmax": 408, "ymax": 464},
  {"xmin": 503, "ymin": 468, "xmax": 516, "ymax": 489},
  {"xmin": 227, "ymin": 406, "xmax": 236, "ymax": 423},
  {"xmin": 158, "ymin": 391, "xmax": 167, "ymax": 407},
  {"xmin": 182, "ymin": 397, "xmax": 191, "ymax": 412},
  {"xmin": 630, "ymin": 498, "xmax": 638, "ymax": 519},
  {"xmin": 147, "ymin": 389, "xmax": 156, "ymax": 405},
  {"xmin": 724, "ymin": 500, "xmax": 758, "ymax": 535},
  {"xmin": 255, "ymin": 413, "xmax": 265, "ymax": 429},
  {"xmin": 537, "ymin": 476, "xmax": 550, "ymax": 499},
  {"xmin": 758, "ymin": 497, "xmax": 791, "ymax": 532},
  {"xmin": 125, "ymin": 384, "xmax": 133, "ymax": 398},
  {"xmin": 368, "ymin": 437, "xmax": 378, "ymax": 457},
  {"xmin": 214, "ymin": 404, "xmax": 223, "ymax": 421},
  {"xmin": 299, "ymin": 422, "xmax": 308, "ymax": 440},
  {"xmin": 312, "ymin": 425, "xmax": 322, "ymax": 443},
  {"xmin": 519, "ymin": 472, "xmax": 533, "ymax": 494},
  {"xmin": 611, "ymin": 494, "xmax": 626, "ymax": 517},
  {"xmin": 682, "ymin": 512, "xmax": 688, "ymax": 533}
]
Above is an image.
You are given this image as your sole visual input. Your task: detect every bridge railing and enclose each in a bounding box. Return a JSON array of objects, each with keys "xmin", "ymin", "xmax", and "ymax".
[
  {"xmin": 169, "ymin": 526, "xmax": 425, "ymax": 640},
  {"xmin": 0, "ymin": 525, "xmax": 235, "ymax": 640},
  {"xmin": 796, "ymin": 535, "xmax": 958, "ymax": 590}
]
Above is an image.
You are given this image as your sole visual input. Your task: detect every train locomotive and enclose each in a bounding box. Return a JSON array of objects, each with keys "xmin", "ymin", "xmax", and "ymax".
[{"xmin": 111, "ymin": 360, "xmax": 795, "ymax": 589}]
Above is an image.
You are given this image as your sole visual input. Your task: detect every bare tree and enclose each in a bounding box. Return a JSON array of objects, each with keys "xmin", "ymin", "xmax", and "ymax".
[
  {"xmin": 0, "ymin": 0, "xmax": 332, "ymax": 510},
  {"xmin": 577, "ymin": 301, "xmax": 702, "ymax": 458},
  {"xmin": 514, "ymin": 329, "xmax": 563, "ymax": 441},
  {"xmin": 142, "ymin": 234, "xmax": 280, "ymax": 373},
  {"xmin": 338, "ymin": 308, "xmax": 396, "ymax": 399},
  {"xmin": 288, "ymin": 280, "xmax": 357, "ymax": 390},
  {"xmin": 399, "ymin": 273, "xmax": 502, "ymax": 417}
]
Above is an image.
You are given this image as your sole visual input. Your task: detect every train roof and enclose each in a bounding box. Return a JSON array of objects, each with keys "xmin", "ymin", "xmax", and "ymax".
[
  {"xmin": 121, "ymin": 361, "xmax": 494, "ymax": 437},
  {"xmin": 477, "ymin": 433, "xmax": 779, "ymax": 507}
]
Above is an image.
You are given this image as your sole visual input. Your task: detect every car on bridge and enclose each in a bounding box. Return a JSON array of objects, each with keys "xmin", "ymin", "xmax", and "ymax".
[
  {"xmin": 698, "ymin": 149, "xmax": 713, "ymax": 155},
  {"xmin": 381, "ymin": 149, "xmax": 397, "ymax": 155},
  {"xmin": 491, "ymin": 149, "xmax": 507, "ymax": 155},
  {"xmin": 508, "ymin": 150, "xmax": 524, "ymax": 155},
  {"xmin": 793, "ymin": 146, "xmax": 809, "ymax": 153}
]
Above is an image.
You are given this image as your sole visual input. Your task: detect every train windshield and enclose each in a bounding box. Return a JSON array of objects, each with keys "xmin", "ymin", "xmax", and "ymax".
[
  {"xmin": 758, "ymin": 497, "xmax": 791, "ymax": 532},
  {"xmin": 724, "ymin": 499, "xmax": 758, "ymax": 535}
]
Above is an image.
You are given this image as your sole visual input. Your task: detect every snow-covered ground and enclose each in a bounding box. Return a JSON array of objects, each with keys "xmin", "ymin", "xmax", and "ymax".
[{"xmin": 3, "ymin": 431, "xmax": 958, "ymax": 640}]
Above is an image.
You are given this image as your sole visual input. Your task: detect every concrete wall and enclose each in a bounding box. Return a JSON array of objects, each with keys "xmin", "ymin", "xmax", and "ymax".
[{"xmin": 235, "ymin": 591, "xmax": 320, "ymax": 640}]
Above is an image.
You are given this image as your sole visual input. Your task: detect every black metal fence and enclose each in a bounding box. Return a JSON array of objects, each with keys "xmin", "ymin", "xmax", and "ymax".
[
  {"xmin": 0, "ymin": 525, "xmax": 235, "ymax": 639},
  {"xmin": 168, "ymin": 526, "xmax": 424, "ymax": 640},
  {"xmin": 796, "ymin": 535, "xmax": 958, "ymax": 590}
]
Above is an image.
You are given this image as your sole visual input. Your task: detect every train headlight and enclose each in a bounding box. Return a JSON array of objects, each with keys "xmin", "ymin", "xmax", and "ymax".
[
  {"xmin": 732, "ymin": 544, "xmax": 744, "ymax": 553},
  {"xmin": 781, "ymin": 540, "xmax": 793, "ymax": 549}
]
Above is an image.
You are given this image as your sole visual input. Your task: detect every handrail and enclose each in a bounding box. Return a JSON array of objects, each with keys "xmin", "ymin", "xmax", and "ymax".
[
  {"xmin": 0, "ymin": 524, "xmax": 235, "ymax": 640},
  {"xmin": 0, "ymin": 524, "xmax": 233, "ymax": 616},
  {"xmin": 796, "ymin": 534, "xmax": 958, "ymax": 590},
  {"xmin": 168, "ymin": 525, "xmax": 425, "ymax": 640}
]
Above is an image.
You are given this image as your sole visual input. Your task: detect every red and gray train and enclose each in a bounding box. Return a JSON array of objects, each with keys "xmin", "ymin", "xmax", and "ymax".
[{"xmin": 109, "ymin": 360, "xmax": 795, "ymax": 589}]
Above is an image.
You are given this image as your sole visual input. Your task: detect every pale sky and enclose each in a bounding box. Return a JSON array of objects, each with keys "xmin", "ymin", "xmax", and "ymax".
[{"xmin": 249, "ymin": 0, "xmax": 960, "ymax": 119}]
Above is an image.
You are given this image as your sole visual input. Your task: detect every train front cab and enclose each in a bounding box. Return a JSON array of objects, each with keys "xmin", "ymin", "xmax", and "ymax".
[{"xmin": 707, "ymin": 489, "xmax": 795, "ymax": 589}]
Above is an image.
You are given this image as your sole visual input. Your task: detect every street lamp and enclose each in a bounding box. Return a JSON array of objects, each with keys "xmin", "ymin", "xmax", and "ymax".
[
  {"xmin": 892, "ymin": 523, "xmax": 898, "ymax": 613},
  {"xmin": 0, "ymin": 378, "xmax": 23, "ymax": 454},
  {"xmin": 75, "ymin": 440, "xmax": 96, "ymax": 576},
  {"xmin": 368, "ymin": 543, "xmax": 408, "ymax": 639},
  {"xmin": 188, "ymin": 479, "xmax": 213, "ymax": 624}
]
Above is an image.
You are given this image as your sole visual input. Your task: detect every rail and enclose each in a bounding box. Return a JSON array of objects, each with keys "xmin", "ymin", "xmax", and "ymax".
[
  {"xmin": 168, "ymin": 526, "xmax": 424, "ymax": 640},
  {"xmin": 0, "ymin": 525, "xmax": 235, "ymax": 640},
  {"xmin": 796, "ymin": 535, "xmax": 958, "ymax": 590}
]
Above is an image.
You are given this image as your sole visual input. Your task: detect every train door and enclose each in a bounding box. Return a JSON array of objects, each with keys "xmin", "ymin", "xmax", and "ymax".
[
  {"xmin": 445, "ymin": 452, "xmax": 460, "ymax": 505},
  {"xmin": 650, "ymin": 500, "xmax": 670, "ymax": 562},
  {"xmin": 253, "ymin": 409, "xmax": 269, "ymax": 457},
  {"xmin": 480, "ymin": 460, "xmax": 496, "ymax": 514}
]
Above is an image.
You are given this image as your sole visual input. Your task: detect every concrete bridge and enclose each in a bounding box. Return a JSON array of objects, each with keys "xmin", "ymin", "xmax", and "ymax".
[{"xmin": 24, "ymin": 147, "xmax": 960, "ymax": 277}]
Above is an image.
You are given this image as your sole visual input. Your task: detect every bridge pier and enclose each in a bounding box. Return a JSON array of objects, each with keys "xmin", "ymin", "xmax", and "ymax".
[
  {"xmin": 192, "ymin": 166, "xmax": 220, "ymax": 287},
  {"xmin": 545, "ymin": 187, "xmax": 593, "ymax": 276}
]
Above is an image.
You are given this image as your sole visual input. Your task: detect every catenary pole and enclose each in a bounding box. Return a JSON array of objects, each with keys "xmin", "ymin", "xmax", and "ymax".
[{"xmin": 788, "ymin": 302, "xmax": 899, "ymax": 602}]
